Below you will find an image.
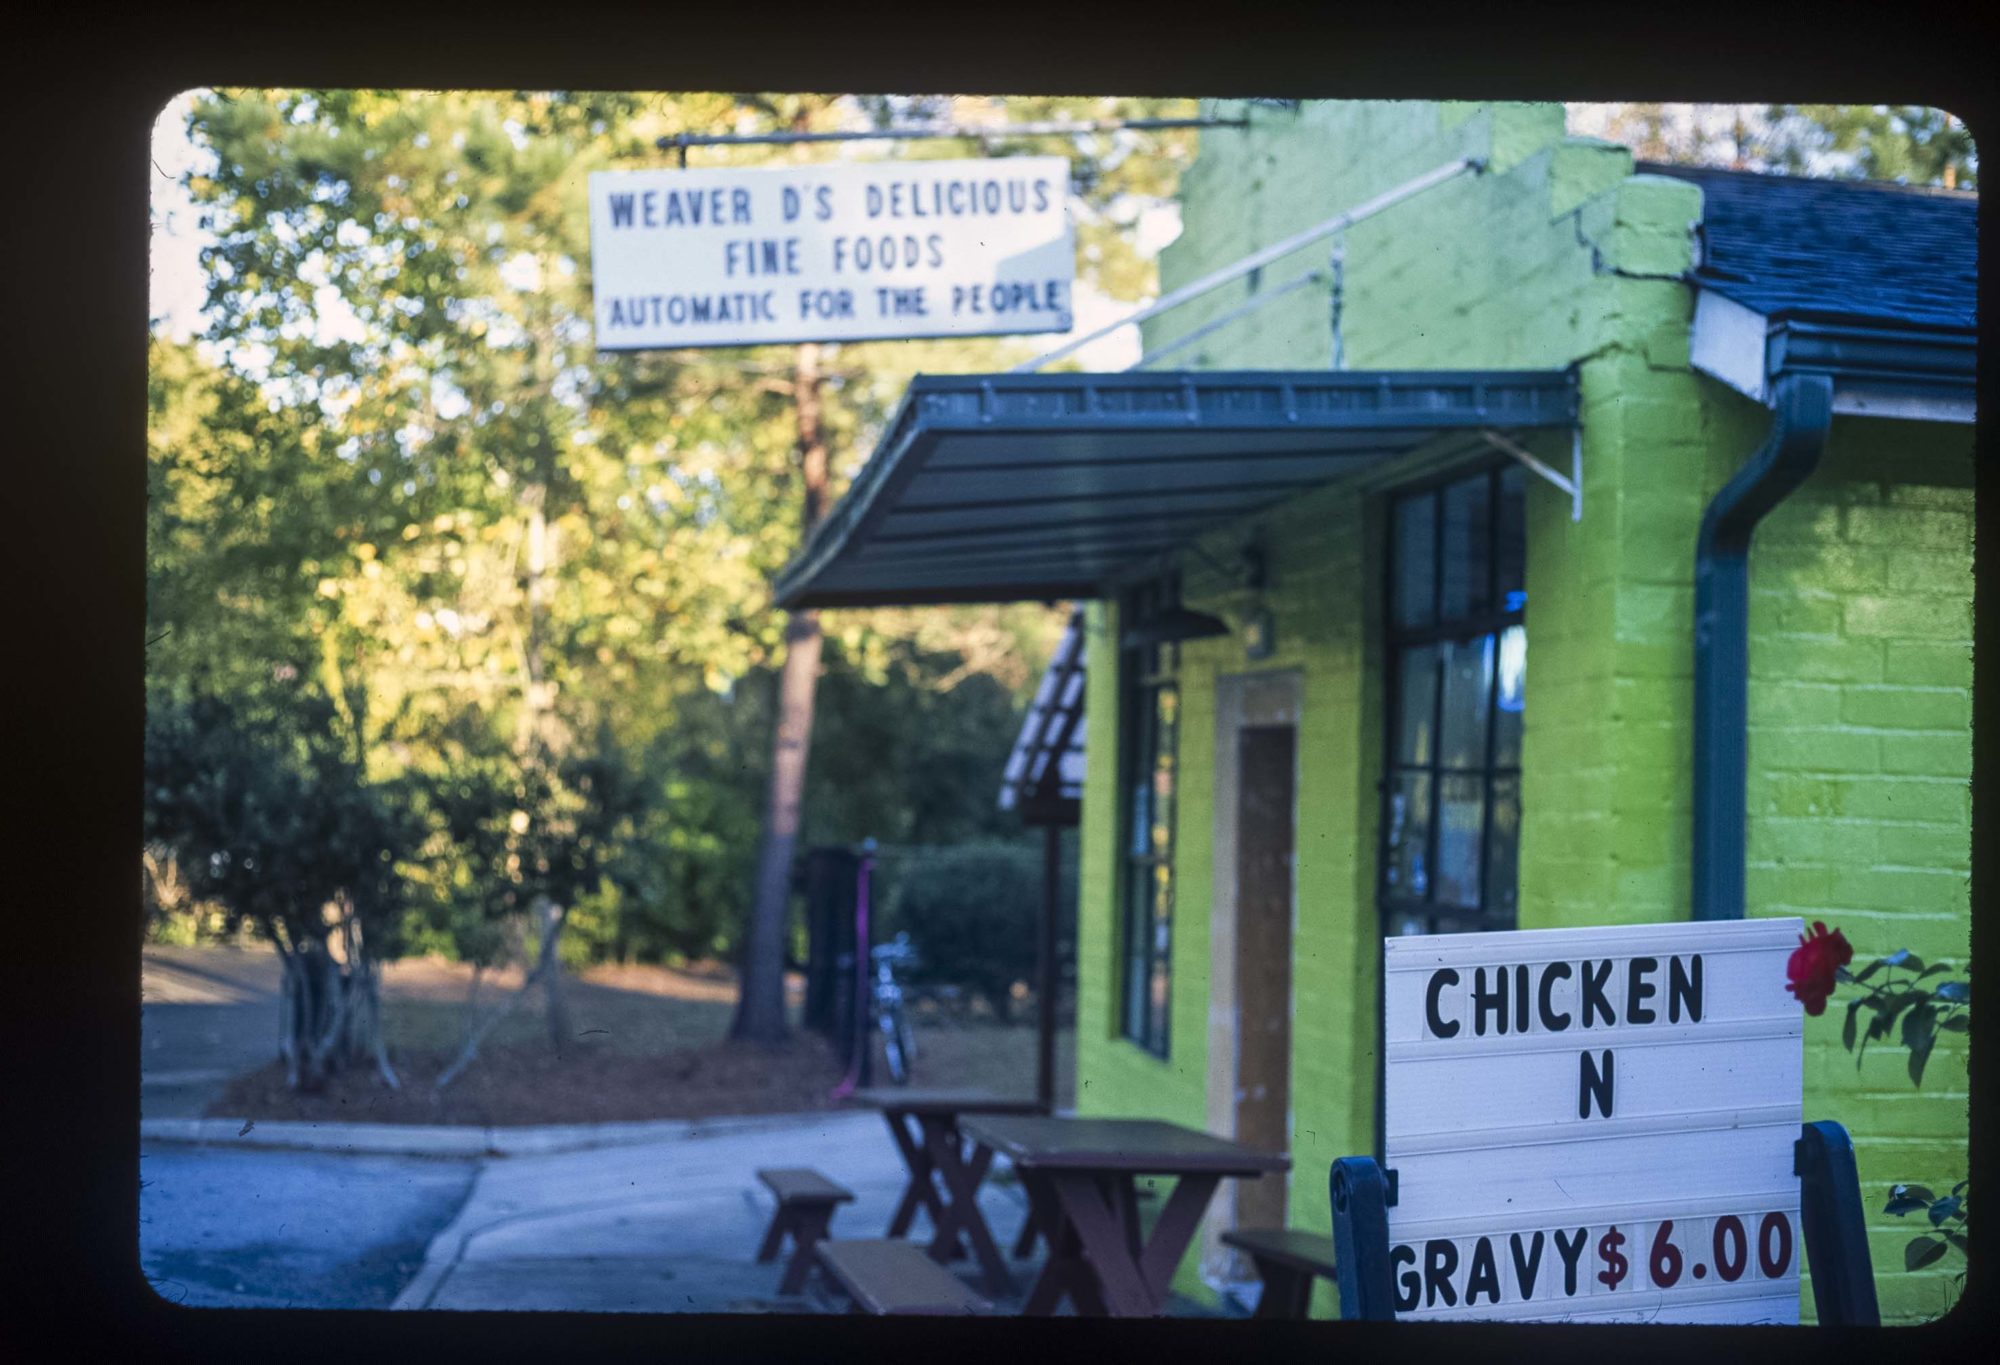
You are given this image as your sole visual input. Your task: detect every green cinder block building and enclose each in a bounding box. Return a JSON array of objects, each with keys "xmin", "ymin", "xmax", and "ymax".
[{"xmin": 775, "ymin": 100, "xmax": 1975, "ymax": 1322}]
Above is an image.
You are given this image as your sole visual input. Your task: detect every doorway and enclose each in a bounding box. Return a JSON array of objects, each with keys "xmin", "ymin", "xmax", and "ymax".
[
  {"xmin": 1233, "ymin": 723, "xmax": 1296, "ymax": 1228},
  {"xmin": 1202, "ymin": 671, "xmax": 1300, "ymax": 1291}
]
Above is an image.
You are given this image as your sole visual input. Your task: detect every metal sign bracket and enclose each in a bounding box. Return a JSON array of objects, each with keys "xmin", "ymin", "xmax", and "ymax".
[{"xmin": 1481, "ymin": 425, "xmax": 1583, "ymax": 522}]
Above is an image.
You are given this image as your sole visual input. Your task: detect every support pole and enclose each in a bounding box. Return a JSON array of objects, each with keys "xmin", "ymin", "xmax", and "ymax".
[
  {"xmin": 1797, "ymin": 1120, "xmax": 1881, "ymax": 1326},
  {"xmin": 1128, "ymin": 267, "xmax": 1325, "ymax": 371},
  {"xmin": 1037, "ymin": 823, "xmax": 1060, "ymax": 1112},
  {"xmin": 1330, "ymin": 1157, "xmax": 1396, "ymax": 1321}
]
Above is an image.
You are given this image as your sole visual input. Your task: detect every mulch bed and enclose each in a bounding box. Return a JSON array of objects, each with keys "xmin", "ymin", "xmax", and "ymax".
[
  {"xmin": 209, "ymin": 1034, "xmax": 854, "ymax": 1127},
  {"xmin": 191, "ymin": 949, "xmax": 1074, "ymax": 1126}
]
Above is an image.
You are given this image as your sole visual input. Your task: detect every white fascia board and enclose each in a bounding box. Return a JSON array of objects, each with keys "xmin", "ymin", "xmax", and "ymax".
[
  {"xmin": 1689, "ymin": 289, "xmax": 1770, "ymax": 405},
  {"xmin": 1693, "ymin": 287, "xmax": 1977, "ymax": 424}
]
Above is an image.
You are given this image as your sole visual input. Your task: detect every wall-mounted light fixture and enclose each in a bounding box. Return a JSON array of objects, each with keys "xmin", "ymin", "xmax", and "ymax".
[
  {"xmin": 1122, "ymin": 604, "xmax": 1231, "ymax": 649},
  {"xmin": 1242, "ymin": 605, "xmax": 1277, "ymax": 661},
  {"xmin": 1240, "ymin": 538, "xmax": 1275, "ymax": 659}
]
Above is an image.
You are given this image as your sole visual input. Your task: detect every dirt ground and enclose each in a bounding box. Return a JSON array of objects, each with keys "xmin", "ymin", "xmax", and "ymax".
[{"xmin": 182, "ymin": 948, "xmax": 1074, "ymax": 1126}]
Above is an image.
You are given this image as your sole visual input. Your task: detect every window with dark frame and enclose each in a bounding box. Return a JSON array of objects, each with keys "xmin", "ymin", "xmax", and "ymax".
[
  {"xmin": 1118, "ymin": 579, "xmax": 1179, "ymax": 1057},
  {"xmin": 1380, "ymin": 464, "xmax": 1527, "ymax": 937}
]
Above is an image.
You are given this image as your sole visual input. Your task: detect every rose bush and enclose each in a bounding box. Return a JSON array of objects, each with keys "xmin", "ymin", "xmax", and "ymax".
[
  {"xmin": 1785, "ymin": 921, "xmax": 1853, "ymax": 1016},
  {"xmin": 1799, "ymin": 925, "xmax": 1970, "ymax": 1295}
]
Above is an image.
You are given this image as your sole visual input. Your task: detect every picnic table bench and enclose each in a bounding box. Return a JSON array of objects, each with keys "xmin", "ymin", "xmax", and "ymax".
[
  {"xmin": 755, "ymin": 1167, "xmax": 854, "ymax": 1294},
  {"xmin": 849, "ymin": 1087, "xmax": 1047, "ymax": 1294},
  {"xmin": 961, "ymin": 1115, "xmax": 1289, "ymax": 1317},
  {"xmin": 1220, "ymin": 1227, "xmax": 1339, "ymax": 1318},
  {"xmin": 816, "ymin": 1239, "xmax": 995, "ymax": 1315}
]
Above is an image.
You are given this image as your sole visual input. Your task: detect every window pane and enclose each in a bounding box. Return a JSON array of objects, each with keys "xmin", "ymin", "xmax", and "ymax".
[
  {"xmin": 1384, "ymin": 771, "xmax": 1432, "ymax": 899},
  {"xmin": 1440, "ymin": 474, "xmax": 1492, "ymax": 622},
  {"xmin": 1149, "ymin": 956, "xmax": 1170, "ymax": 1050},
  {"xmin": 1435, "ymin": 775, "xmax": 1485, "ymax": 908},
  {"xmin": 1487, "ymin": 774, "xmax": 1521, "ymax": 923},
  {"xmin": 1388, "ymin": 912, "xmax": 1429, "ymax": 938},
  {"xmin": 1497, "ymin": 465, "xmax": 1526, "ymax": 613},
  {"xmin": 1393, "ymin": 493, "xmax": 1436, "ymax": 630},
  {"xmin": 1439, "ymin": 635, "xmax": 1494, "ymax": 769},
  {"xmin": 1124, "ymin": 895, "xmax": 1148, "ymax": 1037},
  {"xmin": 1429, "ymin": 913, "xmax": 1484, "ymax": 936},
  {"xmin": 1396, "ymin": 645, "xmax": 1440, "ymax": 765},
  {"xmin": 1494, "ymin": 624, "xmax": 1526, "ymax": 768}
]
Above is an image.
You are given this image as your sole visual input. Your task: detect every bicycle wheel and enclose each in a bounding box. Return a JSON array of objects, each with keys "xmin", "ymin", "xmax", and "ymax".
[{"xmin": 880, "ymin": 1006, "xmax": 913, "ymax": 1084}]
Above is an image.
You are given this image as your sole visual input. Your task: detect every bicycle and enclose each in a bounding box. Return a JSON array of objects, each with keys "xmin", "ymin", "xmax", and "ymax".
[{"xmin": 870, "ymin": 933, "xmax": 920, "ymax": 1084}]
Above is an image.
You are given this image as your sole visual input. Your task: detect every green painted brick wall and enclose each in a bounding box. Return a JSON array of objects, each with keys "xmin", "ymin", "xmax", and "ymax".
[
  {"xmin": 1739, "ymin": 411, "xmax": 1973, "ymax": 1323},
  {"xmin": 1073, "ymin": 98, "xmax": 1971, "ymax": 1321}
]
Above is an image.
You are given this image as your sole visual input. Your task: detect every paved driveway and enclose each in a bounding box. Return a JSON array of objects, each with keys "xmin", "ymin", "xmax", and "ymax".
[
  {"xmin": 140, "ymin": 1141, "xmax": 477, "ymax": 1309},
  {"xmin": 141, "ymin": 945, "xmax": 283, "ymax": 1119}
]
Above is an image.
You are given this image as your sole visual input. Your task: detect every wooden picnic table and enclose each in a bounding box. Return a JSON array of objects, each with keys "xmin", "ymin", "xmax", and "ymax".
[
  {"xmin": 958, "ymin": 1115, "xmax": 1289, "ymax": 1317},
  {"xmin": 849, "ymin": 1088, "xmax": 1049, "ymax": 1295}
]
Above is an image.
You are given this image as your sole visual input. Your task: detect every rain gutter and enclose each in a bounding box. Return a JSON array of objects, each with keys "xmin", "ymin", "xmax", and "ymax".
[{"xmin": 1691, "ymin": 370, "xmax": 1835, "ymax": 920}]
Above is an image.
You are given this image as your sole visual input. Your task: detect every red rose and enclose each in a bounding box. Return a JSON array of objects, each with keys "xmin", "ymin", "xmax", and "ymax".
[{"xmin": 1786, "ymin": 921, "xmax": 1854, "ymax": 1016}]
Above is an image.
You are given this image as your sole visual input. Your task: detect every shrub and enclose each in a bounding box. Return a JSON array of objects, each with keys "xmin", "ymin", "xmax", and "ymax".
[{"xmin": 878, "ymin": 841, "xmax": 1076, "ymax": 1022}]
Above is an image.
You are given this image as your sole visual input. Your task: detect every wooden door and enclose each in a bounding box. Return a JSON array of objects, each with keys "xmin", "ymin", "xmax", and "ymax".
[{"xmin": 1233, "ymin": 724, "xmax": 1296, "ymax": 1231}]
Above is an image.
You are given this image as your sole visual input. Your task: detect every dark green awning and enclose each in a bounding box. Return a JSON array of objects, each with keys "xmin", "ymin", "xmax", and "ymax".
[{"xmin": 773, "ymin": 369, "xmax": 1577, "ymax": 609}]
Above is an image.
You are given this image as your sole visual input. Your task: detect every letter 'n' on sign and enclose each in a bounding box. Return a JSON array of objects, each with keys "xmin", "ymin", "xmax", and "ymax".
[
  {"xmin": 1380, "ymin": 918, "xmax": 1806, "ymax": 1324},
  {"xmin": 1578, "ymin": 1049, "xmax": 1614, "ymax": 1119}
]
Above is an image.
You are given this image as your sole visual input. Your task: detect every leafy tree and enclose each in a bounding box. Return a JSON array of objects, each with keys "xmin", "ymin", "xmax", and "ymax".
[
  {"xmin": 426, "ymin": 731, "xmax": 661, "ymax": 1083},
  {"xmin": 160, "ymin": 88, "xmax": 1184, "ymax": 1062},
  {"xmin": 1759, "ymin": 105, "xmax": 1977, "ymax": 190},
  {"xmin": 877, "ymin": 841, "xmax": 1078, "ymax": 1022},
  {"xmin": 1568, "ymin": 102, "xmax": 1975, "ymax": 189},
  {"xmin": 144, "ymin": 686, "xmax": 413, "ymax": 1091},
  {"xmin": 805, "ymin": 629, "xmax": 1041, "ymax": 848},
  {"xmin": 699, "ymin": 92, "xmax": 1193, "ymax": 1041},
  {"xmin": 182, "ymin": 88, "xmax": 812, "ymax": 1040}
]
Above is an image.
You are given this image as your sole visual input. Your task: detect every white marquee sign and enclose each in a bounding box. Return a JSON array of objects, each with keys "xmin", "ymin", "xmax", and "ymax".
[
  {"xmin": 588, "ymin": 157, "xmax": 1075, "ymax": 350},
  {"xmin": 1382, "ymin": 918, "xmax": 1804, "ymax": 1324}
]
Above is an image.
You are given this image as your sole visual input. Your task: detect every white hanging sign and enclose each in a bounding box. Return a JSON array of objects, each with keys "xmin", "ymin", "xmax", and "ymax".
[
  {"xmin": 588, "ymin": 157, "xmax": 1075, "ymax": 350},
  {"xmin": 1382, "ymin": 918, "xmax": 1805, "ymax": 1324}
]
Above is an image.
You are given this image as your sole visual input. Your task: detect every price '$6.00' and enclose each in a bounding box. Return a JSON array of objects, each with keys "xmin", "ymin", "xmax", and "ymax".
[{"xmin": 1391, "ymin": 1209, "xmax": 1797, "ymax": 1313}]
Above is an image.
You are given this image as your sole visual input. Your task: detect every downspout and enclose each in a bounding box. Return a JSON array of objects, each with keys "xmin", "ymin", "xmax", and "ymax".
[{"xmin": 1691, "ymin": 369, "xmax": 1835, "ymax": 920}]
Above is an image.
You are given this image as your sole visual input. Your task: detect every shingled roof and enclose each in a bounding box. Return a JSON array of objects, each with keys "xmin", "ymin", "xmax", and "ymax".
[{"xmin": 1639, "ymin": 162, "xmax": 1978, "ymax": 333}]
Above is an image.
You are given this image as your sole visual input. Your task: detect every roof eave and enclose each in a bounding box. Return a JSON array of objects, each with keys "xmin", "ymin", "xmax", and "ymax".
[{"xmin": 1688, "ymin": 287, "xmax": 1976, "ymax": 424}]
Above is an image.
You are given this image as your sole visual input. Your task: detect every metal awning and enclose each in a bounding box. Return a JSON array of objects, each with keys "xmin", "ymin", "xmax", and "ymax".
[
  {"xmin": 773, "ymin": 370, "xmax": 1579, "ymax": 610},
  {"xmin": 998, "ymin": 608, "xmax": 1085, "ymax": 827}
]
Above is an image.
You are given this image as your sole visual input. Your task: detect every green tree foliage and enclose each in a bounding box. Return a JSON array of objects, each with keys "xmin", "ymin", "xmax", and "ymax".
[
  {"xmin": 876, "ymin": 842, "xmax": 1079, "ymax": 1022},
  {"xmin": 153, "ymin": 89, "xmax": 1188, "ymax": 1062},
  {"xmin": 144, "ymin": 685, "xmax": 413, "ymax": 1089},
  {"xmin": 1759, "ymin": 105, "xmax": 1977, "ymax": 190},
  {"xmin": 805, "ymin": 629, "xmax": 1033, "ymax": 848},
  {"xmin": 1570, "ymin": 102, "xmax": 1975, "ymax": 189}
]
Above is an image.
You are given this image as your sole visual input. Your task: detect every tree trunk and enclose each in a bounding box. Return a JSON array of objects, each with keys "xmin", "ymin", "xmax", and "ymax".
[
  {"xmin": 537, "ymin": 896, "xmax": 572, "ymax": 1050},
  {"xmin": 732, "ymin": 341, "xmax": 830, "ymax": 1044},
  {"xmin": 516, "ymin": 375, "xmax": 571, "ymax": 1054},
  {"xmin": 435, "ymin": 907, "xmax": 564, "ymax": 1093},
  {"xmin": 270, "ymin": 915, "xmax": 386, "ymax": 1093},
  {"xmin": 282, "ymin": 943, "xmax": 336, "ymax": 1093}
]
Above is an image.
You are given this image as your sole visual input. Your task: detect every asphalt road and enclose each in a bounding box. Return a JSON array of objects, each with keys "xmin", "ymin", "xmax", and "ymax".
[
  {"xmin": 141, "ymin": 945, "xmax": 284, "ymax": 1120},
  {"xmin": 139, "ymin": 1141, "xmax": 478, "ymax": 1309}
]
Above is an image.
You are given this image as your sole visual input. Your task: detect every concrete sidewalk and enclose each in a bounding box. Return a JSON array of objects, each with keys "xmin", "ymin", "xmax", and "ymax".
[
  {"xmin": 139, "ymin": 1110, "xmax": 821, "ymax": 1159},
  {"xmin": 389, "ymin": 1109, "xmax": 1042, "ymax": 1313},
  {"xmin": 145, "ymin": 1108, "xmax": 1234, "ymax": 1315}
]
